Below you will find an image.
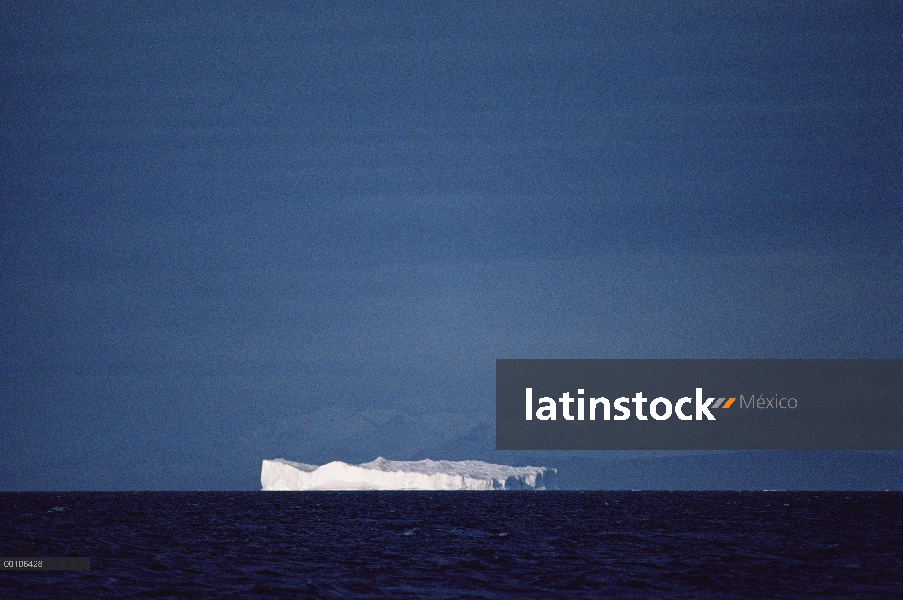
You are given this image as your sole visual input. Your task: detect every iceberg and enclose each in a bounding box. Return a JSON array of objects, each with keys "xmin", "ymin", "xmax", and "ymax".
[{"xmin": 261, "ymin": 457, "xmax": 556, "ymax": 491}]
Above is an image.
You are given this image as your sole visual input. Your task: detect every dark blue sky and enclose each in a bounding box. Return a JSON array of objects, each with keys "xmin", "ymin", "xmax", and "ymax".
[{"xmin": 2, "ymin": 2, "xmax": 901, "ymax": 489}]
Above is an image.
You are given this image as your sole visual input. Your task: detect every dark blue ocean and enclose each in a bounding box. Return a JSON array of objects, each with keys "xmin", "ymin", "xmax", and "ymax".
[{"xmin": 2, "ymin": 491, "xmax": 902, "ymax": 598}]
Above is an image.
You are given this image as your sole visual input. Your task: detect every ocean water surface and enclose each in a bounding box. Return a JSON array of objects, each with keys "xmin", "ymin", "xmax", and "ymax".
[{"xmin": 1, "ymin": 491, "xmax": 901, "ymax": 598}]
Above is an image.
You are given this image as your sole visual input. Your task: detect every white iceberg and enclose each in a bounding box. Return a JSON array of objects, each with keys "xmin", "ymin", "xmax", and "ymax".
[{"xmin": 261, "ymin": 457, "xmax": 556, "ymax": 491}]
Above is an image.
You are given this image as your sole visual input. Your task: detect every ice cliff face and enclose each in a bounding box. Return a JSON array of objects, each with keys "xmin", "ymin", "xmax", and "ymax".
[{"xmin": 261, "ymin": 457, "xmax": 556, "ymax": 491}]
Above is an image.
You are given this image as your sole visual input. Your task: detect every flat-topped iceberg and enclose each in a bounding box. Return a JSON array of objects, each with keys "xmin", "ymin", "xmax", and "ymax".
[{"xmin": 261, "ymin": 457, "xmax": 556, "ymax": 491}]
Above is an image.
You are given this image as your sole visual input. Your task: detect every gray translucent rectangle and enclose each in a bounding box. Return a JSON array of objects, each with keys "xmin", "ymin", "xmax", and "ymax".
[
  {"xmin": 1, "ymin": 557, "xmax": 90, "ymax": 570},
  {"xmin": 496, "ymin": 360, "xmax": 903, "ymax": 450}
]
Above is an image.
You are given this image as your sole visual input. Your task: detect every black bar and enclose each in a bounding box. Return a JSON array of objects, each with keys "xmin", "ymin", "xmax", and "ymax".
[
  {"xmin": 497, "ymin": 359, "xmax": 903, "ymax": 450},
  {"xmin": 1, "ymin": 558, "xmax": 90, "ymax": 570}
]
